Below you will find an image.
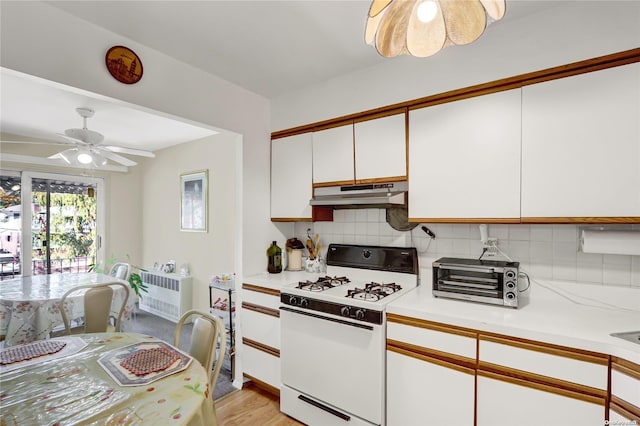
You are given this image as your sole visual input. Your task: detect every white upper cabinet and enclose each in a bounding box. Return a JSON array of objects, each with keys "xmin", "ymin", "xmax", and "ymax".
[
  {"xmin": 312, "ymin": 124, "xmax": 354, "ymax": 184},
  {"xmin": 271, "ymin": 133, "xmax": 313, "ymax": 219},
  {"xmin": 521, "ymin": 63, "xmax": 640, "ymax": 219},
  {"xmin": 354, "ymin": 113, "xmax": 407, "ymax": 181},
  {"xmin": 409, "ymin": 89, "xmax": 522, "ymax": 221}
]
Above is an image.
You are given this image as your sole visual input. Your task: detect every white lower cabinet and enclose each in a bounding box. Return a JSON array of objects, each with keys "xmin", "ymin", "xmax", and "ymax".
[
  {"xmin": 240, "ymin": 283, "xmax": 281, "ymax": 394},
  {"xmin": 386, "ymin": 314, "xmax": 476, "ymax": 426},
  {"xmin": 387, "ymin": 350, "xmax": 474, "ymax": 426},
  {"xmin": 476, "ymin": 374, "xmax": 604, "ymax": 426},
  {"xmin": 609, "ymin": 358, "xmax": 640, "ymax": 423}
]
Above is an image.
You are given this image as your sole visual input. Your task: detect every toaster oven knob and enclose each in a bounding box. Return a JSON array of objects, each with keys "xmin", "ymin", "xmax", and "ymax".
[
  {"xmin": 300, "ymin": 298, "xmax": 309, "ymax": 309},
  {"xmin": 505, "ymin": 270, "xmax": 516, "ymax": 279},
  {"xmin": 288, "ymin": 296, "xmax": 298, "ymax": 306},
  {"xmin": 340, "ymin": 306, "xmax": 351, "ymax": 317},
  {"xmin": 355, "ymin": 309, "xmax": 366, "ymax": 320},
  {"xmin": 505, "ymin": 292, "xmax": 516, "ymax": 300},
  {"xmin": 506, "ymin": 281, "xmax": 516, "ymax": 290}
]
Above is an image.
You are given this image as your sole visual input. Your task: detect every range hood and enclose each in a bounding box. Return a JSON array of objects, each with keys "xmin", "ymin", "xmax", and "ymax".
[{"xmin": 310, "ymin": 181, "xmax": 408, "ymax": 208}]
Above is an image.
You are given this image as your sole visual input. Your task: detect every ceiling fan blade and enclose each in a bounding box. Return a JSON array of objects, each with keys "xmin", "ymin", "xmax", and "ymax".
[
  {"xmin": 1, "ymin": 139, "xmax": 77, "ymax": 147},
  {"xmin": 56, "ymin": 132, "xmax": 89, "ymax": 146},
  {"xmin": 104, "ymin": 145, "xmax": 156, "ymax": 158},
  {"xmin": 100, "ymin": 150, "xmax": 138, "ymax": 167}
]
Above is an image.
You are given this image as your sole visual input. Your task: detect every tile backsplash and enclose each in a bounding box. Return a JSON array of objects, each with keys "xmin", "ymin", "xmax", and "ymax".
[{"xmin": 294, "ymin": 209, "xmax": 640, "ymax": 288}]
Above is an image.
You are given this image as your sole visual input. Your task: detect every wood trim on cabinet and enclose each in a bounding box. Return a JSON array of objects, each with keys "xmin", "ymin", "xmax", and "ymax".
[
  {"xmin": 243, "ymin": 337, "xmax": 280, "ymax": 358},
  {"xmin": 271, "ymin": 48, "xmax": 640, "ymax": 139},
  {"xmin": 522, "ymin": 217, "xmax": 640, "ymax": 224},
  {"xmin": 242, "ymin": 283, "xmax": 280, "ymax": 297},
  {"xmin": 242, "ymin": 302, "xmax": 280, "ymax": 318},
  {"xmin": 479, "ymin": 333, "xmax": 609, "ymax": 365},
  {"xmin": 611, "ymin": 357, "xmax": 640, "ymax": 381},
  {"xmin": 387, "ymin": 313, "xmax": 478, "ymax": 339},
  {"xmin": 271, "ymin": 217, "xmax": 312, "ymax": 222},
  {"xmin": 352, "ymin": 108, "xmax": 407, "ymax": 124},
  {"xmin": 611, "ymin": 396, "xmax": 640, "ymax": 422},
  {"xmin": 354, "ymin": 176, "xmax": 407, "ymax": 185},
  {"xmin": 387, "ymin": 339, "xmax": 476, "ymax": 376},
  {"xmin": 243, "ymin": 373, "xmax": 280, "ymax": 397},
  {"xmin": 478, "ymin": 364, "xmax": 607, "ymax": 406},
  {"xmin": 408, "ymin": 217, "xmax": 522, "ymax": 224}
]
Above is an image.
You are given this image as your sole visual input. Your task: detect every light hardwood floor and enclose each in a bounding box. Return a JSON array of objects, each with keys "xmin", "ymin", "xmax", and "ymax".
[{"xmin": 216, "ymin": 382, "xmax": 303, "ymax": 425}]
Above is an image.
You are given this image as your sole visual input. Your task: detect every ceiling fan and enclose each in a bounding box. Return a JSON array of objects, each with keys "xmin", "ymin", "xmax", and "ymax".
[{"xmin": 44, "ymin": 107, "xmax": 155, "ymax": 168}]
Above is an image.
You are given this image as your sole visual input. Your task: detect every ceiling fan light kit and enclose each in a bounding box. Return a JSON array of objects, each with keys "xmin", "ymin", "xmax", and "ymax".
[
  {"xmin": 365, "ymin": 0, "xmax": 506, "ymax": 58},
  {"xmin": 40, "ymin": 107, "xmax": 156, "ymax": 169}
]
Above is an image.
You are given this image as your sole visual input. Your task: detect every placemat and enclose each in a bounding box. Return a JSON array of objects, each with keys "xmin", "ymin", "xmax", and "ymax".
[
  {"xmin": 0, "ymin": 337, "xmax": 88, "ymax": 373},
  {"xmin": 98, "ymin": 341, "xmax": 192, "ymax": 386},
  {"xmin": 1, "ymin": 340, "xmax": 66, "ymax": 365}
]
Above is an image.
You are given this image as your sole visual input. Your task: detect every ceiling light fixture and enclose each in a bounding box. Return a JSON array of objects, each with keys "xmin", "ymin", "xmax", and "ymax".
[
  {"xmin": 76, "ymin": 150, "xmax": 93, "ymax": 165},
  {"xmin": 365, "ymin": 0, "xmax": 506, "ymax": 58}
]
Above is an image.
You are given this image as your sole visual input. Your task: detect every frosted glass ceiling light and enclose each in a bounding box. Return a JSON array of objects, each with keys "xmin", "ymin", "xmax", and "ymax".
[
  {"xmin": 365, "ymin": 0, "xmax": 506, "ymax": 58},
  {"xmin": 76, "ymin": 150, "xmax": 93, "ymax": 165}
]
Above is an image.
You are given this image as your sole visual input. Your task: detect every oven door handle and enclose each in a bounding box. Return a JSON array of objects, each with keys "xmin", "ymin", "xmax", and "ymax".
[{"xmin": 279, "ymin": 306, "xmax": 374, "ymax": 331}]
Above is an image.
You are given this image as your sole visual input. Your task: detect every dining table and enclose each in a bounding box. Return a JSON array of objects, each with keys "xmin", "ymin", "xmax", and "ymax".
[
  {"xmin": 0, "ymin": 273, "xmax": 134, "ymax": 347},
  {"xmin": 0, "ymin": 332, "xmax": 215, "ymax": 425}
]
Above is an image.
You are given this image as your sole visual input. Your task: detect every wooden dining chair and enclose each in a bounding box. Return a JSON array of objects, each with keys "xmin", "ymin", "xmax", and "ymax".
[
  {"xmin": 58, "ymin": 282, "xmax": 130, "ymax": 335},
  {"xmin": 174, "ymin": 309, "xmax": 227, "ymax": 425}
]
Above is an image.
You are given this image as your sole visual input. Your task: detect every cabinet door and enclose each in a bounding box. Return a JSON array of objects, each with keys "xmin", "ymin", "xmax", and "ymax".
[
  {"xmin": 387, "ymin": 350, "xmax": 474, "ymax": 426},
  {"xmin": 312, "ymin": 124, "xmax": 354, "ymax": 184},
  {"xmin": 408, "ymin": 89, "xmax": 522, "ymax": 221},
  {"xmin": 271, "ymin": 133, "xmax": 312, "ymax": 219},
  {"xmin": 354, "ymin": 113, "xmax": 406, "ymax": 181},
  {"xmin": 477, "ymin": 375, "xmax": 604, "ymax": 426},
  {"xmin": 521, "ymin": 63, "xmax": 640, "ymax": 219}
]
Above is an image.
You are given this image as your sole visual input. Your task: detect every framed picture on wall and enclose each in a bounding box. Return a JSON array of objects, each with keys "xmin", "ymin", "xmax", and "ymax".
[{"xmin": 180, "ymin": 170, "xmax": 208, "ymax": 232}]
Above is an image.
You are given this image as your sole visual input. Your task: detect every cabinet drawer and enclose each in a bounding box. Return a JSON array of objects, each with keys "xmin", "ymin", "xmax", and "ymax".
[
  {"xmin": 478, "ymin": 335, "xmax": 608, "ymax": 390},
  {"xmin": 241, "ymin": 308, "xmax": 280, "ymax": 349},
  {"xmin": 243, "ymin": 344, "xmax": 280, "ymax": 390},
  {"xmin": 611, "ymin": 357, "xmax": 640, "ymax": 419},
  {"xmin": 242, "ymin": 284, "xmax": 280, "ymax": 310},
  {"xmin": 387, "ymin": 314, "xmax": 476, "ymax": 359}
]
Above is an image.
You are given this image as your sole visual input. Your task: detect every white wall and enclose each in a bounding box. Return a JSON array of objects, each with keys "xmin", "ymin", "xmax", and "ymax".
[
  {"xmin": 0, "ymin": 1, "xmax": 284, "ymax": 279},
  {"xmin": 296, "ymin": 211, "xmax": 640, "ymax": 288},
  {"xmin": 272, "ymin": 1, "xmax": 640, "ymax": 130},
  {"xmin": 139, "ymin": 133, "xmax": 239, "ymax": 311}
]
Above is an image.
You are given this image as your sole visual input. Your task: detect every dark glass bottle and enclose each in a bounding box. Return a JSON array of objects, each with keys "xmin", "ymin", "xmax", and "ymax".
[{"xmin": 267, "ymin": 241, "xmax": 282, "ymax": 273}]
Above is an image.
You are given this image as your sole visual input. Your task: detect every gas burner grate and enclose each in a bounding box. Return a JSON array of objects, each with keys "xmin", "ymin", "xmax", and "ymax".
[
  {"xmin": 296, "ymin": 280, "xmax": 331, "ymax": 292},
  {"xmin": 317, "ymin": 276, "xmax": 351, "ymax": 287},
  {"xmin": 346, "ymin": 282, "xmax": 402, "ymax": 301}
]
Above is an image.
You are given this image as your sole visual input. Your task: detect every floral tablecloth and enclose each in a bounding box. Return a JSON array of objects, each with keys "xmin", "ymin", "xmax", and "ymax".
[
  {"xmin": 0, "ymin": 273, "xmax": 134, "ymax": 346},
  {"xmin": 0, "ymin": 333, "xmax": 215, "ymax": 425}
]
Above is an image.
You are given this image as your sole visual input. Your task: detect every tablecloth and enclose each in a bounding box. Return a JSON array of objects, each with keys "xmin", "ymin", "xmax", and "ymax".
[
  {"xmin": 0, "ymin": 332, "xmax": 215, "ymax": 425},
  {"xmin": 0, "ymin": 273, "xmax": 134, "ymax": 346}
]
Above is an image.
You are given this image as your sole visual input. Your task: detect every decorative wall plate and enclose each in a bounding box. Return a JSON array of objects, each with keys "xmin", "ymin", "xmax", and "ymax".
[{"xmin": 105, "ymin": 46, "xmax": 143, "ymax": 84}]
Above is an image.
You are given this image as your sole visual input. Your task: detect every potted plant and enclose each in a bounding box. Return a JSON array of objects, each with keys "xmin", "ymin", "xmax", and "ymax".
[{"xmin": 90, "ymin": 254, "xmax": 148, "ymax": 298}]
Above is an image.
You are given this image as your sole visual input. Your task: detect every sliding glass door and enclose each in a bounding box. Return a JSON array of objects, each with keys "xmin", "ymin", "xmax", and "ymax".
[{"xmin": 0, "ymin": 171, "xmax": 105, "ymax": 278}]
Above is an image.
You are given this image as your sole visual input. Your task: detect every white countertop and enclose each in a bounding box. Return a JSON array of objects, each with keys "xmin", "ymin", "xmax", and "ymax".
[
  {"xmin": 242, "ymin": 271, "xmax": 321, "ymax": 291},
  {"xmin": 387, "ymin": 279, "xmax": 640, "ymax": 364}
]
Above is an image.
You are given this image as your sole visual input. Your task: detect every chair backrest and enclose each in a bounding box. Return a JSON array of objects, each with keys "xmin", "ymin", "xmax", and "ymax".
[
  {"xmin": 174, "ymin": 309, "xmax": 227, "ymax": 398},
  {"xmin": 109, "ymin": 262, "xmax": 131, "ymax": 281},
  {"xmin": 59, "ymin": 282, "xmax": 130, "ymax": 334}
]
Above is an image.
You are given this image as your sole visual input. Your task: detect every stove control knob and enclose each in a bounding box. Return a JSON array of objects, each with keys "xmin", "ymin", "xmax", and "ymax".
[
  {"xmin": 300, "ymin": 298, "xmax": 309, "ymax": 309},
  {"xmin": 340, "ymin": 306, "xmax": 351, "ymax": 317},
  {"xmin": 355, "ymin": 309, "xmax": 366, "ymax": 320},
  {"xmin": 288, "ymin": 296, "xmax": 298, "ymax": 306}
]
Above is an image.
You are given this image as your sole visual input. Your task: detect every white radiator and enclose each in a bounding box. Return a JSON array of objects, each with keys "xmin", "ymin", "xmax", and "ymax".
[{"xmin": 138, "ymin": 270, "xmax": 192, "ymax": 323}]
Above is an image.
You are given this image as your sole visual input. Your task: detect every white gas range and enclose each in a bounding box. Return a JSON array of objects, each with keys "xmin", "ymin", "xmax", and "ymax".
[{"xmin": 280, "ymin": 244, "xmax": 419, "ymax": 426}]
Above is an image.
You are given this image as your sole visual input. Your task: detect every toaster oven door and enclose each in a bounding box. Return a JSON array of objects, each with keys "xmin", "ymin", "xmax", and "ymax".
[{"xmin": 432, "ymin": 263, "xmax": 513, "ymax": 306}]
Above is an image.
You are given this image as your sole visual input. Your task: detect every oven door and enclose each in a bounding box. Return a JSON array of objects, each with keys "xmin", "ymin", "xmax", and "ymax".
[{"xmin": 280, "ymin": 305, "xmax": 384, "ymax": 425}]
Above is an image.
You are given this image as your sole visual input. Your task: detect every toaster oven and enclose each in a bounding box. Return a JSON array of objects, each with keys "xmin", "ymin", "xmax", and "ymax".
[{"xmin": 432, "ymin": 257, "xmax": 520, "ymax": 308}]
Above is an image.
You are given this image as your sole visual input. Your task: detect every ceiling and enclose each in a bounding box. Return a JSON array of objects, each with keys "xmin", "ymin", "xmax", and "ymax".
[{"xmin": 1, "ymin": 0, "xmax": 555, "ymax": 160}]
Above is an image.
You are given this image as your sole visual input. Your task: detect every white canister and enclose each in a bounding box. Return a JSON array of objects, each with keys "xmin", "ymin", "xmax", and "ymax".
[{"xmin": 287, "ymin": 249, "xmax": 303, "ymax": 271}]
